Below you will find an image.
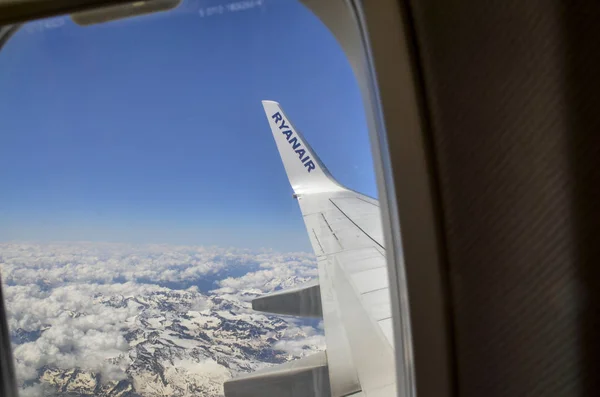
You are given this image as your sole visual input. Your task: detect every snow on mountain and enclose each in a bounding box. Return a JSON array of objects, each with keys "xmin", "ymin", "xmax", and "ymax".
[{"xmin": 0, "ymin": 242, "xmax": 324, "ymax": 397}]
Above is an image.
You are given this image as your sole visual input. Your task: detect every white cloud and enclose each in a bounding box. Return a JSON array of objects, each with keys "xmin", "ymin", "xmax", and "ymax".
[
  {"xmin": 274, "ymin": 334, "xmax": 326, "ymax": 357},
  {"xmin": 7, "ymin": 282, "xmax": 172, "ymax": 384},
  {"xmin": 0, "ymin": 242, "xmax": 321, "ymax": 394},
  {"xmin": 216, "ymin": 255, "xmax": 318, "ymax": 296},
  {"xmin": 0, "ymin": 242, "xmax": 315, "ymax": 288},
  {"xmin": 273, "ymin": 322, "xmax": 326, "ymax": 357}
]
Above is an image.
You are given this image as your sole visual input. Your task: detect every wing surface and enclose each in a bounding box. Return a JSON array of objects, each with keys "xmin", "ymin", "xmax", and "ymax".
[{"xmin": 224, "ymin": 101, "xmax": 396, "ymax": 397}]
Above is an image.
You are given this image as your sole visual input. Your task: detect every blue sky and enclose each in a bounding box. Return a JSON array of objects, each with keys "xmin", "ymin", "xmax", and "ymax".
[{"xmin": 0, "ymin": 0, "xmax": 375, "ymax": 252}]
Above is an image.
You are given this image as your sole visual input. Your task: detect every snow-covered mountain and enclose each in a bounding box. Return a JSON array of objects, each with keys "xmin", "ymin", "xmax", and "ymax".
[{"xmin": 0, "ymin": 243, "xmax": 324, "ymax": 397}]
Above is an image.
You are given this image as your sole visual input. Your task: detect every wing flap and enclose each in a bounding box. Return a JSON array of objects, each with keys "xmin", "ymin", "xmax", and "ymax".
[
  {"xmin": 223, "ymin": 352, "xmax": 331, "ymax": 397},
  {"xmin": 252, "ymin": 280, "xmax": 322, "ymax": 318}
]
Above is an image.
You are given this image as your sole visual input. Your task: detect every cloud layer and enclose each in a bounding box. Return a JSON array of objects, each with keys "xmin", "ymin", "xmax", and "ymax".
[
  {"xmin": 1, "ymin": 242, "xmax": 316, "ymax": 288},
  {"xmin": 0, "ymin": 242, "xmax": 321, "ymax": 395}
]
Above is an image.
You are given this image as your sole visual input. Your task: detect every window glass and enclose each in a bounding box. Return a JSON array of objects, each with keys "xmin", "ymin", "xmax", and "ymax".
[{"xmin": 0, "ymin": 1, "xmax": 387, "ymax": 396}]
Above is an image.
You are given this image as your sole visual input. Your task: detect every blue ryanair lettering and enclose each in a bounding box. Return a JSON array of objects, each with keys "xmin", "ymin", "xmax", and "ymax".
[
  {"xmin": 271, "ymin": 112, "xmax": 316, "ymax": 173},
  {"xmin": 288, "ymin": 137, "xmax": 301, "ymax": 150}
]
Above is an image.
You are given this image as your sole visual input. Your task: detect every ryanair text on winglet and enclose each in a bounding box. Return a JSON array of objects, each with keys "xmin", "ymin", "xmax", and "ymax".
[{"xmin": 271, "ymin": 112, "xmax": 316, "ymax": 173}]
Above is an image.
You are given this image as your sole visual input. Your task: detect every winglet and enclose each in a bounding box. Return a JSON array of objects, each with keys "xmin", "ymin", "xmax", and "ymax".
[{"xmin": 262, "ymin": 101, "xmax": 344, "ymax": 195}]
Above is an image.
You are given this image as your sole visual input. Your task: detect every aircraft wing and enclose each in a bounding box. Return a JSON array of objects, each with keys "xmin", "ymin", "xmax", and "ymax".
[{"xmin": 224, "ymin": 101, "xmax": 396, "ymax": 397}]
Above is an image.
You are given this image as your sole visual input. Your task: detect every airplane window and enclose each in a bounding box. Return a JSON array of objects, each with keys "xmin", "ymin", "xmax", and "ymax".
[{"xmin": 0, "ymin": 1, "xmax": 397, "ymax": 396}]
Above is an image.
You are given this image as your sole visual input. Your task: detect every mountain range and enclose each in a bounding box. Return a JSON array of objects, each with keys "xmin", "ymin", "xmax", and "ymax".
[{"xmin": 0, "ymin": 243, "xmax": 323, "ymax": 397}]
